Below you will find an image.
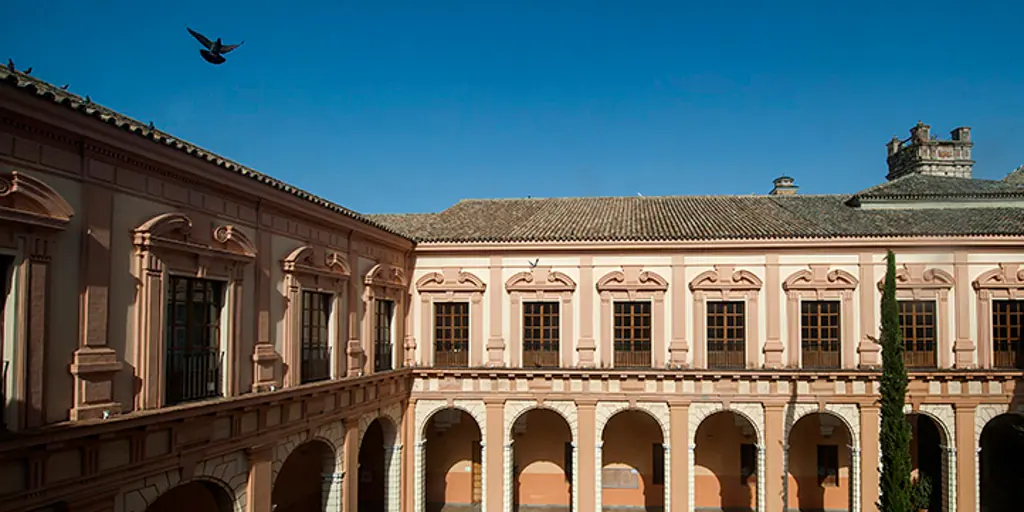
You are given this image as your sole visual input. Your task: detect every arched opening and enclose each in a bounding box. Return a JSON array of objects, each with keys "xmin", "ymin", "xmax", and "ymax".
[
  {"xmin": 512, "ymin": 408, "xmax": 573, "ymax": 511},
  {"xmin": 146, "ymin": 480, "xmax": 233, "ymax": 512},
  {"xmin": 786, "ymin": 412, "xmax": 852, "ymax": 512},
  {"xmin": 359, "ymin": 417, "xmax": 399, "ymax": 512},
  {"xmin": 272, "ymin": 440, "xmax": 336, "ymax": 512},
  {"xmin": 425, "ymin": 408, "xmax": 483, "ymax": 512},
  {"xmin": 906, "ymin": 413, "xmax": 945, "ymax": 512},
  {"xmin": 601, "ymin": 409, "xmax": 665, "ymax": 511},
  {"xmin": 694, "ymin": 411, "xmax": 757, "ymax": 512},
  {"xmin": 979, "ymin": 413, "xmax": 1024, "ymax": 511}
]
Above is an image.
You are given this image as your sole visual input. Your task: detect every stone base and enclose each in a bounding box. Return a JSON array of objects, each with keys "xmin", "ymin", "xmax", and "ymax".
[
  {"xmin": 251, "ymin": 342, "xmax": 281, "ymax": 392},
  {"xmin": 762, "ymin": 340, "xmax": 785, "ymax": 368},
  {"xmin": 856, "ymin": 338, "xmax": 881, "ymax": 368},
  {"xmin": 953, "ymin": 338, "xmax": 977, "ymax": 368},
  {"xmin": 69, "ymin": 346, "xmax": 124, "ymax": 421}
]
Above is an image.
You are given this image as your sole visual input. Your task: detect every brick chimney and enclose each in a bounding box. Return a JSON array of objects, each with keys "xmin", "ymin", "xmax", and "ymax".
[
  {"xmin": 885, "ymin": 121, "xmax": 974, "ymax": 181},
  {"xmin": 769, "ymin": 176, "xmax": 798, "ymax": 196}
]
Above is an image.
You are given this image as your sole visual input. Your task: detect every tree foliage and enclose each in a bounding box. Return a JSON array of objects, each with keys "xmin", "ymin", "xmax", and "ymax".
[{"xmin": 879, "ymin": 250, "xmax": 913, "ymax": 511}]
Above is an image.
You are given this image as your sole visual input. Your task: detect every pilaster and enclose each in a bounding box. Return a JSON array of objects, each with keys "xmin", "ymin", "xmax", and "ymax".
[
  {"xmin": 485, "ymin": 400, "xmax": 503, "ymax": 512},
  {"xmin": 246, "ymin": 443, "xmax": 274, "ymax": 512},
  {"xmin": 576, "ymin": 400, "xmax": 597, "ymax": 511},
  {"xmin": 343, "ymin": 418, "xmax": 359, "ymax": 512},
  {"xmin": 954, "ymin": 404, "xmax": 976, "ymax": 512},
  {"xmin": 857, "ymin": 252, "xmax": 881, "ymax": 368},
  {"xmin": 669, "ymin": 402, "xmax": 689, "ymax": 512},
  {"xmin": 486, "ymin": 256, "xmax": 505, "ymax": 365},
  {"xmin": 763, "ymin": 405, "xmax": 784, "ymax": 512},
  {"xmin": 859, "ymin": 404, "xmax": 880, "ymax": 511}
]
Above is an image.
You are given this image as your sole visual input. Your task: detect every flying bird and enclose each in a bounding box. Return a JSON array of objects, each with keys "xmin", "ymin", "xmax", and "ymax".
[
  {"xmin": 23, "ymin": 67, "xmax": 31, "ymax": 75},
  {"xmin": 60, "ymin": 84, "xmax": 69, "ymax": 90},
  {"xmin": 527, "ymin": 258, "xmax": 539, "ymax": 268},
  {"xmin": 148, "ymin": 121, "xmax": 155, "ymax": 131},
  {"xmin": 6, "ymin": 58, "xmax": 14, "ymax": 71},
  {"xmin": 187, "ymin": 27, "xmax": 244, "ymax": 65}
]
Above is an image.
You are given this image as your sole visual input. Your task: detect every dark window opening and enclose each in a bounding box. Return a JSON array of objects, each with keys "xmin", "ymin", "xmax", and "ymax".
[
  {"xmin": 817, "ymin": 444, "xmax": 839, "ymax": 487},
  {"xmin": 652, "ymin": 443, "xmax": 665, "ymax": 485},
  {"xmin": 523, "ymin": 302, "xmax": 560, "ymax": 368},
  {"xmin": 165, "ymin": 276, "xmax": 224, "ymax": 405},
  {"xmin": 374, "ymin": 299, "xmax": 394, "ymax": 372},
  {"xmin": 613, "ymin": 301, "xmax": 651, "ymax": 368},
  {"xmin": 0, "ymin": 254, "xmax": 13, "ymax": 432},
  {"xmin": 300, "ymin": 291, "xmax": 331, "ymax": 383},
  {"xmin": 899, "ymin": 300, "xmax": 936, "ymax": 368},
  {"xmin": 434, "ymin": 302, "xmax": 469, "ymax": 368},
  {"xmin": 707, "ymin": 301, "xmax": 746, "ymax": 369},
  {"xmin": 801, "ymin": 300, "xmax": 841, "ymax": 369},
  {"xmin": 740, "ymin": 443, "xmax": 757, "ymax": 485}
]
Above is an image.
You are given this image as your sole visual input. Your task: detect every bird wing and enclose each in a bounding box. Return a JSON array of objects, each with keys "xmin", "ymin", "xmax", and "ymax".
[
  {"xmin": 218, "ymin": 41, "xmax": 245, "ymax": 54},
  {"xmin": 187, "ymin": 27, "xmax": 215, "ymax": 49}
]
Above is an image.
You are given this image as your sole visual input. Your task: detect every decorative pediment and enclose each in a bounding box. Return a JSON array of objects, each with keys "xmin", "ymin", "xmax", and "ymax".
[
  {"xmin": 782, "ymin": 265, "xmax": 857, "ymax": 291},
  {"xmin": 596, "ymin": 266, "xmax": 668, "ymax": 292},
  {"xmin": 132, "ymin": 212, "xmax": 255, "ymax": 261},
  {"xmin": 876, "ymin": 264, "xmax": 953, "ymax": 291},
  {"xmin": 973, "ymin": 263, "xmax": 1024, "ymax": 290},
  {"xmin": 282, "ymin": 245, "xmax": 351, "ymax": 278},
  {"xmin": 365, "ymin": 263, "xmax": 407, "ymax": 289},
  {"xmin": 689, "ymin": 265, "xmax": 762, "ymax": 292},
  {"xmin": 0, "ymin": 170, "xmax": 74, "ymax": 228},
  {"xmin": 416, "ymin": 268, "xmax": 486, "ymax": 293},
  {"xmin": 505, "ymin": 267, "xmax": 577, "ymax": 292}
]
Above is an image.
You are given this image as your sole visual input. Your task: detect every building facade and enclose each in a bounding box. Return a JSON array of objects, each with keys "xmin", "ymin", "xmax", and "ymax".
[{"xmin": 0, "ymin": 67, "xmax": 1022, "ymax": 512}]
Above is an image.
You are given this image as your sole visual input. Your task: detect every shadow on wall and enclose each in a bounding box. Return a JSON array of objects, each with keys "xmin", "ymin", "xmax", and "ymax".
[
  {"xmin": 425, "ymin": 409, "xmax": 482, "ymax": 512},
  {"xmin": 512, "ymin": 409, "xmax": 572, "ymax": 511},
  {"xmin": 979, "ymin": 380, "xmax": 1024, "ymax": 512},
  {"xmin": 693, "ymin": 411, "xmax": 755, "ymax": 512}
]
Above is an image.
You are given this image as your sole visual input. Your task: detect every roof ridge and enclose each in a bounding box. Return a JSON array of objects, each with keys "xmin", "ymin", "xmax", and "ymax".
[{"xmin": 455, "ymin": 193, "xmax": 848, "ymax": 203}]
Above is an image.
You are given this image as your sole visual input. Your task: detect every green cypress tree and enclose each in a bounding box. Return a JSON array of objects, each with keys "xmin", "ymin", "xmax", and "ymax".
[{"xmin": 879, "ymin": 250, "xmax": 913, "ymax": 511}]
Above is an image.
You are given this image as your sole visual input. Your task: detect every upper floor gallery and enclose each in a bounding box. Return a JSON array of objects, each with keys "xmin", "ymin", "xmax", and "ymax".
[{"xmin": 2, "ymin": 67, "xmax": 1024, "ymax": 432}]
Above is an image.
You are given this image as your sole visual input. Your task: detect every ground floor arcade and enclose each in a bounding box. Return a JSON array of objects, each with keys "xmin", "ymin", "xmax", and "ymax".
[{"xmin": 119, "ymin": 400, "xmax": 1023, "ymax": 512}]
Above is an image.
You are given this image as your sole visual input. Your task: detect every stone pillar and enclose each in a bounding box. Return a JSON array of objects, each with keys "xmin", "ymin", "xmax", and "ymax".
[
  {"xmin": 322, "ymin": 471, "xmax": 343, "ymax": 511},
  {"xmin": 757, "ymin": 444, "xmax": 766, "ymax": 512},
  {"xmin": 763, "ymin": 254, "xmax": 784, "ymax": 368},
  {"xmin": 850, "ymin": 448, "xmax": 862, "ymax": 512},
  {"xmin": 70, "ymin": 185, "xmax": 123, "ymax": 420},
  {"xmin": 487, "ymin": 256, "xmax": 505, "ymax": 365},
  {"xmin": 954, "ymin": 405, "xmax": 976, "ymax": 512},
  {"xmin": 669, "ymin": 402, "xmax": 688, "ymax": 512},
  {"xmin": 485, "ymin": 400, "xmax": 503, "ymax": 512},
  {"xmin": 952, "ymin": 251, "xmax": 976, "ymax": 368},
  {"xmin": 577, "ymin": 402, "xmax": 597, "ymax": 511},
  {"xmin": 859, "ymin": 405, "xmax": 880, "ymax": 512},
  {"xmin": 942, "ymin": 446, "xmax": 956, "ymax": 512},
  {"xmin": 688, "ymin": 443, "xmax": 696, "ymax": 512},
  {"xmin": 343, "ymin": 418, "xmax": 359, "ymax": 512},
  {"xmin": 669, "ymin": 255, "xmax": 689, "ymax": 366},
  {"xmin": 414, "ymin": 440, "xmax": 427, "ymax": 512},
  {"xmin": 346, "ymin": 247, "xmax": 364, "ymax": 377},
  {"xmin": 246, "ymin": 444, "xmax": 274, "ymax": 512},
  {"xmin": 595, "ymin": 441, "xmax": 604, "ymax": 510},
  {"xmin": 857, "ymin": 252, "xmax": 881, "ymax": 368},
  {"xmin": 503, "ymin": 441, "xmax": 514, "ymax": 512},
  {"xmin": 764, "ymin": 405, "xmax": 785, "ymax": 512},
  {"xmin": 385, "ymin": 444, "xmax": 403, "ymax": 512},
  {"xmin": 577, "ymin": 257, "xmax": 597, "ymax": 367},
  {"xmin": 663, "ymin": 443, "xmax": 672, "ymax": 512},
  {"xmin": 251, "ymin": 209, "xmax": 279, "ymax": 392}
]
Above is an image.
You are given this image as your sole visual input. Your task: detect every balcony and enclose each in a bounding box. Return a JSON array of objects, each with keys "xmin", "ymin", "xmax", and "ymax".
[{"xmin": 165, "ymin": 347, "xmax": 223, "ymax": 406}]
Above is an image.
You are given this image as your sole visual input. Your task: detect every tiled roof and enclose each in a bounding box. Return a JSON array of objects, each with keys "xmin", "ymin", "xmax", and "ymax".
[
  {"xmin": 368, "ymin": 194, "xmax": 1024, "ymax": 243},
  {"xmin": 0, "ymin": 68, "xmax": 412, "ymax": 241},
  {"xmin": 848, "ymin": 174, "xmax": 1024, "ymax": 203}
]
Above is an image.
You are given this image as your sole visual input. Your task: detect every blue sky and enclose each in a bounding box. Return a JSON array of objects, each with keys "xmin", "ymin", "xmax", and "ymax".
[{"xmin": 3, "ymin": 1, "xmax": 1023, "ymax": 214}]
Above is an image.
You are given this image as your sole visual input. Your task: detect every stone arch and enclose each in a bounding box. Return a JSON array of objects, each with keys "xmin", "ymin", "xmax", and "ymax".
[
  {"xmin": 0, "ymin": 170, "xmax": 74, "ymax": 225},
  {"xmin": 689, "ymin": 403, "xmax": 766, "ymax": 512},
  {"xmin": 503, "ymin": 401, "xmax": 579, "ymax": 512},
  {"xmin": 595, "ymin": 401, "xmax": 671, "ymax": 512},
  {"xmin": 907, "ymin": 404, "xmax": 955, "ymax": 446},
  {"xmin": 283, "ymin": 245, "xmax": 351, "ymax": 276},
  {"xmin": 358, "ymin": 406, "xmax": 404, "ymax": 512},
  {"xmin": 272, "ymin": 437, "xmax": 339, "ymax": 512},
  {"xmin": 783, "ymin": 403, "xmax": 861, "ymax": 512},
  {"xmin": 975, "ymin": 405, "xmax": 1024, "ymax": 512},
  {"xmin": 121, "ymin": 470, "xmax": 244, "ymax": 512},
  {"xmin": 272, "ymin": 431, "xmax": 342, "ymax": 482},
  {"xmin": 414, "ymin": 399, "xmax": 488, "ymax": 512},
  {"xmin": 366, "ymin": 262, "xmax": 408, "ymax": 288},
  {"xmin": 903, "ymin": 404, "xmax": 956, "ymax": 512},
  {"xmin": 358, "ymin": 402, "xmax": 403, "ymax": 446}
]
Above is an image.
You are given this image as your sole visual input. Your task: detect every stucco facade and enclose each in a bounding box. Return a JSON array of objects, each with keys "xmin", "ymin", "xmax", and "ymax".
[{"xmin": 1, "ymin": 68, "xmax": 1023, "ymax": 512}]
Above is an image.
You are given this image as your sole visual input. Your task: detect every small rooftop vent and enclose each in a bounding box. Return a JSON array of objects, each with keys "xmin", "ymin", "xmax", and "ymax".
[{"xmin": 769, "ymin": 176, "xmax": 798, "ymax": 196}]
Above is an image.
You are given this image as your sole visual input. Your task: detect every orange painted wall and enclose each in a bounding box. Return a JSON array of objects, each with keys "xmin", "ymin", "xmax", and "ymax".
[
  {"xmin": 425, "ymin": 412, "xmax": 482, "ymax": 506},
  {"xmin": 513, "ymin": 409, "xmax": 572, "ymax": 506},
  {"xmin": 601, "ymin": 411, "xmax": 664, "ymax": 508},
  {"xmin": 694, "ymin": 412, "xmax": 757, "ymax": 510},
  {"xmin": 785, "ymin": 415, "xmax": 850, "ymax": 511}
]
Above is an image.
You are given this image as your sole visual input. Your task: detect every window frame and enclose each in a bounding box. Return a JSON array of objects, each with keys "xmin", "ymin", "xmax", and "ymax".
[
  {"xmin": 783, "ymin": 266, "xmax": 857, "ymax": 369},
  {"xmin": 705, "ymin": 300, "xmax": 747, "ymax": 369},
  {"xmin": 613, "ymin": 300, "xmax": 653, "ymax": 368},
  {"xmin": 433, "ymin": 301, "xmax": 471, "ymax": 368},
  {"xmin": 597, "ymin": 268, "xmax": 668, "ymax": 368},
  {"xmin": 879, "ymin": 264, "xmax": 953, "ymax": 368},
  {"xmin": 898, "ymin": 299, "xmax": 938, "ymax": 368},
  {"xmin": 817, "ymin": 444, "xmax": 840, "ymax": 487},
  {"xmin": 990, "ymin": 300, "xmax": 1024, "ymax": 369},
  {"xmin": 690, "ymin": 266, "xmax": 761, "ymax": 369},
  {"xmin": 799, "ymin": 299, "xmax": 842, "ymax": 370},
  {"xmin": 521, "ymin": 300, "xmax": 561, "ymax": 368},
  {"xmin": 373, "ymin": 298, "xmax": 395, "ymax": 372},
  {"xmin": 417, "ymin": 269, "xmax": 486, "ymax": 368},
  {"xmin": 164, "ymin": 274, "xmax": 227, "ymax": 405},
  {"xmin": 506, "ymin": 268, "xmax": 576, "ymax": 368},
  {"xmin": 281, "ymin": 245, "xmax": 349, "ymax": 387}
]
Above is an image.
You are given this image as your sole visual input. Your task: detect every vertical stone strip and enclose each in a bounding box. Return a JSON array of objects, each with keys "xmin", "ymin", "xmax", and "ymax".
[
  {"xmin": 668, "ymin": 255, "xmax": 688, "ymax": 367},
  {"xmin": 952, "ymin": 251, "xmax": 975, "ymax": 367},
  {"xmin": 571, "ymin": 441, "xmax": 579, "ymax": 512},
  {"xmin": 385, "ymin": 444, "xmax": 402, "ymax": 512},
  {"xmin": 322, "ymin": 471, "xmax": 342, "ymax": 511},
  {"xmin": 414, "ymin": 440, "xmax": 427, "ymax": 512},
  {"xmin": 577, "ymin": 257, "xmax": 596, "ymax": 367},
  {"xmin": 757, "ymin": 444, "xmax": 766, "ymax": 512},
  {"xmin": 763, "ymin": 254, "xmax": 784, "ymax": 368},
  {"xmin": 688, "ymin": 443, "xmax": 696, "ymax": 512},
  {"xmin": 857, "ymin": 252, "xmax": 880, "ymax": 367},
  {"xmin": 503, "ymin": 441, "xmax": 514, "ymax": 512},
  {"xmin": 346, "ymin": 242, "xmax": 363, "ymax": 377},
  {"xmin": 669, "ymin": 402, "xmax": 688, "ymax": 512},
  {"xmin": 342, "ymin": 418, "xmax": 359, "ymax": 512},
  {"xmin": 663, "ymin": 443, "xmax": 672, "ymax": 512},
  {"xmin": 763, "ymin": 405, "xmax": 784, "ymax": 512},
  {"xmin": 484, "ymin": 400, "xmax": 502, "ymax": 512},
  {"xmin": 851, "ymin": 448, "xmax": 862, "ymax": 512},
  {"xmin": 859, "ymin": 405, "xmax": 880, "ymax": 512},
  {"xmin": 246, "ymin": 444, "xmax": 274, "ymax": 512},
  {"xmin": 576, "ymin": 402, "xmax": 596, "ymax": 511},
  {"xmin": 595, "ymin": 441, "xmax": 604, "ymax": 510},
  {"xmin": 487, "ymin": 256, "xmax": 505, "ymax": 365}
]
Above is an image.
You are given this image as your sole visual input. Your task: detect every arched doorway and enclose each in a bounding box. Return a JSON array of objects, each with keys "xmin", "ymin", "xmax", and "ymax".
[
  {"xmin": 359, "ymin": 417, "xmax": 399, "ymax": 512},
  {"xmin": 786, "ymin": 412, "xmax": 853, "ymax": 512},
  {"xmin": 146, "ymin": 480, "xmax": 233, "ymax": 512},
  {"xmin": 511, "ymin": 408, "xmax": 573, "ymax": 511},
  {"xmin": 600, "ymin": 409, "xmax": 665, "ymax": 511},
  {"xmin": 907, "ymin": 413, "xmax": 945, "ymax": 512},
  {"xmin": 425, "ymin": 408, "xmax": 483, "ymax": 512},
  {"xmin": 694, "ymin": 411, "xmax": 758, "ymax": 512},
  {"xmin": 272, "ymin": 440, "xmax": 336, "ymax": 512},
  {"xmin": 979, "ymin": 413, "xmax": 1024, "ymax": 511}
]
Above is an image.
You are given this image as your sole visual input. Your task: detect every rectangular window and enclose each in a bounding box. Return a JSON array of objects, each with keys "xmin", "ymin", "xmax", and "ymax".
[
  {"xmin": 652, "ymin": 443, "xmax": 665, "ymax": 485},
  {"xmin": 613, "ymin": 302, "xmax": 652, "ymax": 368},
  {"xmin": 992, "ymin": 300, "xmax": 1024, "ymax": 369},
  {"xmin": 706, "ymin": 301, "xmax": 746, "ymax": 369},
  {"xmin": 801, "ymin": 300, "xmax": 841, "ymax": 369},
  {"xmin": 740, "ymin": 443, "xmax": 757, "ymax": 484},
  {"xmin": 0, "ymin": 255, "xmax": 13, "ymax": 432},
  {"xmin": 523, "ymin": 302, "xmax": 560, "ymax": 368},
  {"xmin": 374, "ymin": 299, "xmax": 394, "ymax": 372},
  {"xmin": 817, "ymin": 444, "xmax": 839, "ymax": 487},
  {"xmin": 898, "ymin": 300, "xmax": 936, "ymax": 368},
  {"xmin": 434, "ymin": 302, "xmax": 470, "ymax": 368},
  {"xmin": 165, "ymin": 276, "xmax": 224, "ymax": 405},
  {"xmin": 300, "ymin": 291, "xmax": 331, "ymax": 383},
  {"xmin": 564, "ymin": 442, "xmax": 573, "ymax": 484}
]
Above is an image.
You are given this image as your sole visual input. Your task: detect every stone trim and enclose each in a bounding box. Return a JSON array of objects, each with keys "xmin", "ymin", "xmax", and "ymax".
[
  {"xmin": 783, "ymin": 266, "xmax": 858, "ymax": 369},
  {"xmin": 974, "ymin": 403, "xmax": 1024, "ymax": 512},
  {"xmin": 876, "ymin": 264, "xmax": 954, "ymax": 368},
  {"xmin": 688, "ymin": 402, "xmax": 766, "ymax": 512},
  {"xmin": 413, "ymin": 399, "xmax": 487, "ymax": 512},
  {"xmin": 906, "ymin": 403, "xmax": 957, "ymax": 512},
  {"xmin": 782, "ymin": 403, "xmax": 861, "ymax": 512},
  {"xmin": 416, "ymin": 269, "xmax": 486, "ymax": 366},
  {"xmin": 690, "ymin": 265, "xmax": 763, "ymax": 369},
  {"xmin": 0, "ymin": 170, "xmax": 74, "ymax": 429},
  {"xmin": 502, "ymin": 400, "xmax": 579, "ymax": 512},
  {"xmin": 597, "ymin": 267, "xmax": 668, "ymax": 368},
  {"xmin": 280, "ymin": 245, "xmax": 351, "ymax": 387},
  {"xmin": 131, "ymin": 212, "xmax": 255, "ymax": 410},
  {"xmin": 972, "ymin": 264, "xmax": 1024, "ymax": 369},
  {"xmin": 120, "ymin": 452, "xmax": 249, "ymax": 512},
  {"xmin": 594, "ymin": 401, "xmax": 670, "ymax": 512},
  {"xmin": 506, "ymin": 268, "xmax": 577, "ymax": 368}
]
